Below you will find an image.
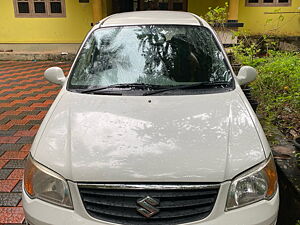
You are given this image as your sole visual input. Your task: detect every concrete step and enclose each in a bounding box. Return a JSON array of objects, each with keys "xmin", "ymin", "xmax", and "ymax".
[{"xmin": 0, "ymin": 52, "xmax": 75, "ymax": 61}]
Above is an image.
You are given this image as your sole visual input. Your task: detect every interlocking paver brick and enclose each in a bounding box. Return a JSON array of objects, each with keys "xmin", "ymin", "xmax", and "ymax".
[
  {"xmin": 0, "ymin": 180, "xmax": 19, "ymax": 192},
  {"xmin": 14, "ymin": 129, "xmax": 37, "ymax": 137},
  {"xmin": 0, "ymin": 169, "xmax": 13, "ymax": 179},
  {"xmin": 0, "ymin": 107, "xmax": 19, "ymax": 112},
  {"xmin": 0, "ymin": 61, "xmax": 71, "ymax": 223},
  {"xmin": 0, "ymin": 114, "xmax": 25, "ymax": 124},
  {"xmin": 3, "ymin": 159, "xmax": 25, "ymax": 169},
  {"xmin": 20, "ymin": 144, "xmax": 31, "ymax": 152},
  {"xmin": 12, "ymin": 181, "xmax": 22, "ymax": 193},
  {"xmin": 17, "ymin": 200, "xmax": 23, "ymax": 207},
  {"xmin": 34, "ymin": 107, "xmax": 52, "ymax": 111},
  {"xmin": 9, "ymin": 125, "xmax": 33, "ymax": 131},
  {"xmin": 7, "ymin": 120, "xmax": 30, "ymax": 126},
  {"xmin": 8, "ymin": 169, "xmax": 24, "ymax": 180},
  {"xmin": 0, "ymin": 111, "xmax": 22, "ymax": 116},
  {"xmin": 0, "ymin": 193, "xmax": 22, "ymax": 206},
  {"xmin": 0, "ymin": 144, "xmax": 23, "ymax": 151},
  {"xmin": 0, "ymin": 118, "xmax": 11, "ymax": 125},
  {"xmin": 26, "ymin": 119, "xmax": 43, "ymax": 125},
  {"xmin": 17, "ymin": 137, "xmax": 35, "ymax": 144},
  {"xmin": 0, "ymin": 207, "xmax": 24, "ymax": 224},
  {"xmin": 0, "ymin": 159, "xmax": 9, "ymax": 169},
  {"xmin": 0, "ymin": 137, "xmax": 20, "ymax": 144},
  {"xmin": 0, "ymin": 152, "xmax": 28, "ymax": 160},
  {"xmin": 0, "ymin": 149, "xmax": 6, "ymax": 157},
  {"xmin": 0, "ymin": 124, "xmax": 13, "ymax": 131}
]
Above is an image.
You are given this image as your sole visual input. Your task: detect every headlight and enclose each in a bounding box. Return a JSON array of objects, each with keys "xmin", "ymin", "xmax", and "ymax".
[
  {"xmin": 226, "ymin": 155, "xmax": 277, "ymax": 210},
  {"xmin": 24, "ymin": 155, "xmax": 73, "ymax": 209}
]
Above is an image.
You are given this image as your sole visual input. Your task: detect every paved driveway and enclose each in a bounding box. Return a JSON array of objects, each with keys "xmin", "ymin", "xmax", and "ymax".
[{"xmin": 0, "ymin": 61, "xmax": 71, "ymax": 224}]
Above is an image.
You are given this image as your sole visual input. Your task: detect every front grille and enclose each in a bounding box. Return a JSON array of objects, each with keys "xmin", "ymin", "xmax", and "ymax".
[{"xmin": 78, "ymin": 184, "xmax": 220, "ymax": 225}]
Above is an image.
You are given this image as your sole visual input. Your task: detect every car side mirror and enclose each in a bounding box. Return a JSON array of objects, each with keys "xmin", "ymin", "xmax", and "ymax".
[
  {"xmin": 44, "ymin": 67, "xmax": 66, "ymax": 86},
  {"xmin": 236, "ymin": 66, "xmax": 257, "ymax": 86}
]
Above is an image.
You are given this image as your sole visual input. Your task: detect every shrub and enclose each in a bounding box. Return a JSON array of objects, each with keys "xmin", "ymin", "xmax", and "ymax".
[
  {"xmin": 203, "ymin": 2, "xmax": 228, "ymax": 27},
  {"xmin": 249, "ymin": 51, "xmax": 300, "ymax": 139}
]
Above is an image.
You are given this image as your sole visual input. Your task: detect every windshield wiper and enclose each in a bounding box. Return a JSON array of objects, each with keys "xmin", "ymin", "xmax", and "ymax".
[
  {"xmin": 143, "ymin": 82, "xmax": 231, "ymax": 96},
  {"xmin": 80, "ymin": 83, "xmax": 163, "ymax": 94}
]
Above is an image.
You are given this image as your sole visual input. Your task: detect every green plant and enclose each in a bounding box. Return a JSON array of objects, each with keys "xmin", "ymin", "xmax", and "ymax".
[
  {"xmin": 204, "ymin": 4, "xmax": 299, "ymax": 140},
  {"xmin": 229, "ymin": 10, "xmax": 300, "ymax": 140},
  {"xmin": 296, "ymin": 153, "xmax": 300, "ymax": 165},
  {"xmin": 231, "ymin": 11, "xmax": 286, "ymax": 66},
  {"xmin": 296, "ymin": 219, "xmax": 300, "ymax": 225},
  {"xmin": 203, "ymin": 2, "xmax": 228, "ymax": 27},
  {"xmin": 231, "ymin": 31, "xmax": 279, "ymax": 67},
  {"xmin": 264, "ymin": 9, "xmax": 285, "ymax": 34},
  {"xmin": 250, "ymin": 52, "xmax": 300, "ymax": 139},
  {"xmin": 203, "ymin": 3, "xmax": 232, "ymax": 47}
]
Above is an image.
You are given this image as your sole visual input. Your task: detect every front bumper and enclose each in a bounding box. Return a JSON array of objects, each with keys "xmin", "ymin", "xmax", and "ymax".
[{"xmin": 23, "ymin": 181, "xmax": 279, "ymax": 225}]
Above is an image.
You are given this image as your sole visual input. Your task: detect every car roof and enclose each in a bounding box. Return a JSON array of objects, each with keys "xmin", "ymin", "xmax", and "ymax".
[{"xmin": 99, "ymin": 11, "xmax": 206, "ymax": 28}]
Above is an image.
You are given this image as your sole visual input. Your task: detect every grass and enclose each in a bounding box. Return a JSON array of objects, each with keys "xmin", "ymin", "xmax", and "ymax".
[{"xmin": 236, "ymin": 51, "xmax": 300, "ymax": 142}]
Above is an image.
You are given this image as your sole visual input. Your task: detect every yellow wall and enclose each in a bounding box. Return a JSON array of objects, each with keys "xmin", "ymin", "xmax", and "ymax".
[
  {"xmin": 0, "ymin": 0, "xmax": 299, "ymax": 44},
  {"xmin": 0, "ymin": 0, "xmax": 93, "ymax": 43},
  {"xmin": 238, "ymin": 0, "xmax": 300, "ymax": 36},
  {"xmin": 188, "ymin": 0, "xmax": 300, "ymax": 36},
  {"xmin": 188, "ymin": 0, "xmax": 227, "ymax": 17}
]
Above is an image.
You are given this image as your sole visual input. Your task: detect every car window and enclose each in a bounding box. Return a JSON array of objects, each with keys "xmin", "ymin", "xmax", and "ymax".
[{"xmin": 68, "ymin": 25, "xmax": 232, "ymax": 90}]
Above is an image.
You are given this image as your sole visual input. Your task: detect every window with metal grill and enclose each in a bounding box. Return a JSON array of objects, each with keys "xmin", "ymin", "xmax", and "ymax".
[
  {"xmin": 50, "ymin": 0, "xmax": 62, "ymax": 13},
  {"xmin": 18, "ymin": 1, "xmax": 30, "ymax": 13},
  {"xmin": 173, "ymin": 0, "xmax": 184, "ymax": 10},
  {"xmin": 246, "ymin": 0, "xmax": 291, "ymax": 6},
  {"xmin": 158, "ymin": 0, "xmax": 168, "ymax": 10},
  {"xmin": 34, "ymin": 1, "xmax": 46, "ymax": 13},
  {"xmin": 13, "ymin": 0, "xmax": 66, "ymax": 17}
]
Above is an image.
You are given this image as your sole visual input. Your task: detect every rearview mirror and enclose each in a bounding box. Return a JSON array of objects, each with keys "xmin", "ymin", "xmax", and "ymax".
[
  {"xmin": 236, "ymin": 66, "xmax": 257, "ymax": 86},
  {"xmin": 44, "ymin": 67, "xmax": 66, "ymax": 85}
]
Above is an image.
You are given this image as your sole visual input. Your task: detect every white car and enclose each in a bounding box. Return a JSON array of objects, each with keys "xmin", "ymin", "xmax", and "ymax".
[{"xmin": 22, "ymin": 11, "xmax": 279, "ymax": 225}]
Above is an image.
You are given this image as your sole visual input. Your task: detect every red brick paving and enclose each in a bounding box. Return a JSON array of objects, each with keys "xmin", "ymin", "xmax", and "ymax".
[
  {"xmin": 0, "ymin": 160, "xmax": 9, "ymax": 169},
  {"xmin": 20, "ymin": 144, "xmax": 31, "ymax": 152},
  {"xmin": 7, "ymin": 169, "xmax": 24, "ymax": 180},
  {"xmin": 0, "ymin": 137, "xmax": 20, "ymax": 144},
  {"xmin": 0, "ymin": 61, "xmax": 71, "ymax": 224},
  {"xmin": 0, "ymin": 207, "xmax": 25, "ymax": 224},
  {"xmin": 0, "ymin": 152, "xmax": 28, "ymax": 160},
  {"xmin": 0, "ymin": 180, "xmax": 19, "ymax": 192}
]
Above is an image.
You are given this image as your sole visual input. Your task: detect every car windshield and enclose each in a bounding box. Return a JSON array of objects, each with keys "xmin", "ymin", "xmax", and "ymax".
[{"xmin": 68, "ymin": 25, "xmax": 233, "ymax": 94}]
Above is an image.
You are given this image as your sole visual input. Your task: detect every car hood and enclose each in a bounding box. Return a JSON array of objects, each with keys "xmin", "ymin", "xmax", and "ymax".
[{"xmin": 33, "ymin": 90, "xmax": 266, "ymax": 182}]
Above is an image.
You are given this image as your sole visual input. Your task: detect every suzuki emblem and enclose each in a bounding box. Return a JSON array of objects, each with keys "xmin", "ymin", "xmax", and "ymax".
[{"xmin": 137, "ymin": 196, "xmax": 160, "ymax": 218}]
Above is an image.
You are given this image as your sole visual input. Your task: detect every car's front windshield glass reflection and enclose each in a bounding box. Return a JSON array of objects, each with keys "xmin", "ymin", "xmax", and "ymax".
[{"xmin": 68, "ymin": 25, "xmax": 232, "ymax": 92}]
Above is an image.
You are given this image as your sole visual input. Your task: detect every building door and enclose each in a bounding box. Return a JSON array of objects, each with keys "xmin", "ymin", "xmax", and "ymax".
[
  {"xmin": 112, "ymin": 0, "xmax": 134, "ymax": 13},
  {"xmin": 111, "ymin": 0, "xmax": 187, "ymax": 14},
  {"xmin": 140, "ymin": 0, "xmax": 187, "ymax": 11}
]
